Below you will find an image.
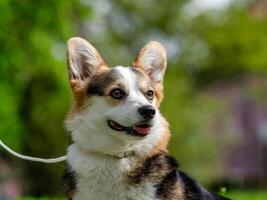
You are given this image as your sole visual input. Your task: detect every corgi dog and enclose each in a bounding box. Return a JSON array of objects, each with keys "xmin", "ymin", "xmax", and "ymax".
[{"xmin": 63, "ymin": 37, "xmax": 230, "ymax": 200}]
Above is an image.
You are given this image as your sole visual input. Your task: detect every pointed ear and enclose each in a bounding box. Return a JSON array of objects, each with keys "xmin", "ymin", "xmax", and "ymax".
[
  {"xmin": 133, "ymin": 41, "xmax": 167, "ymax": 83},
  {"xmin": 67, "ymin": 37, "xmax": 106, "ymax": 81}
]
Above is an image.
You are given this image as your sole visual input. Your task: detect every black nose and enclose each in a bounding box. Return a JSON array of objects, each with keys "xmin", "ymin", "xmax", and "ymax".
[{"xmin": 138, "ymin": 105, "xmax": 156, "ymax": 119}]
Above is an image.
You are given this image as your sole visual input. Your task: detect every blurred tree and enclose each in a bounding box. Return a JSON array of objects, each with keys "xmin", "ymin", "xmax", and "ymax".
[
  {"xmin": 182, "ymin": 7, "xmax": 267, "ymax": 85},
  {"xmin": 0, "ymin": 0, "xmax": 90, "ymax": 195}
]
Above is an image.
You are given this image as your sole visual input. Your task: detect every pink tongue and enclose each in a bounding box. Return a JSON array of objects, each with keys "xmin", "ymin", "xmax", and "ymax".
[{"xmin": 134, "ymin": 126, "xmax": 151, "ymax": 135}]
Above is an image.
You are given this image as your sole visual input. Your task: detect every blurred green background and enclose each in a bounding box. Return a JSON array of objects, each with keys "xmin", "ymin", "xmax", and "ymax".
[{"xmin": 1, "ymin": 0, "xmax": 267, "ymax": 199}]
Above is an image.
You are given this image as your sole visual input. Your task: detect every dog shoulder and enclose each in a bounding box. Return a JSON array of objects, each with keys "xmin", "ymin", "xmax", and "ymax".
[
  {"xmin": 127, "ymin": 151, "xmax": 231, "ymax": 200},
  {"xmin": 127, "ymin": 151, "xmax": 181, "ymax": 199}
]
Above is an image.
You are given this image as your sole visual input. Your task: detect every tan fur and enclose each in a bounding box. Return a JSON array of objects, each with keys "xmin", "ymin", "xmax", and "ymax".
[
  {"xmin": 67, "ymin": 79, "xmax": 88, "ymax": 119},
  {"xmin": 169, "ymin": 182, "xmax": 185, "ymax": 200},
  {"xmin": 133, "ymin": 42, "xmax": 166, "ymax": 105},
  {"xmin": 151, "ymin": 118, "xmax": 170, "ymax": 155},
  {"xmin": 154, "ymin": 83, "xmax": 164, "ymax": 106},
  {"xmin": 67, "ymin": 65, "xmax": 109, "ymax": 118}
]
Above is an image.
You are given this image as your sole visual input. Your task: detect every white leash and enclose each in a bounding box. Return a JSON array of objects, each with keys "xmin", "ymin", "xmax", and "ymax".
[{"xmin": 0, "ymin": 139, "xmax": 66, "ymax": 163}]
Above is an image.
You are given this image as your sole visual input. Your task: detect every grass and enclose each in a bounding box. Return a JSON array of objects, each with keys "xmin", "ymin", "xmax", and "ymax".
[
  {"xmin": 16, "ymin": 190, "xmax": 267, "ymax": 200},
  {"xmin": 222, "ymin": 190, "xmax": 267, "ymax": 200},
  {"xmin": 17, "ymin": 198, "xmax": 64, "ymax": 200}
]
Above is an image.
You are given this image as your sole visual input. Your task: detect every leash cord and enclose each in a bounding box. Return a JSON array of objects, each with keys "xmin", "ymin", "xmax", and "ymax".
[{"xmin": 0, "ymin": 139, "xmax": 66, "ymax": 163}]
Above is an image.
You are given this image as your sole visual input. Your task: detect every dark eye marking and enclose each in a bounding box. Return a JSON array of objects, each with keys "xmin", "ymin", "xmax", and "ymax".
[
  {"xmin": 145, "ymin": 90, "xmax": 154, "ymax": 100},
  {"xmin": 109, "ymin": 88, "xmax": 126, "ymax": 100},
  {"xmin": 87, "ymin": 69, "xmax": 121, "ymax": 96}
]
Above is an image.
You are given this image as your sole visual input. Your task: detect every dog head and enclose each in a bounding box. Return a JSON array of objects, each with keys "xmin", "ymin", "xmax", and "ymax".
[{"xmin": 65, "ymin": 37, "xmax": 169, "ymax": 156}]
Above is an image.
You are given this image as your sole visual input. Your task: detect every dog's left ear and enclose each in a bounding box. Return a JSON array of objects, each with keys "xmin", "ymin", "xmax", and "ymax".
[
  {"xmin": 67, "ymin": 37, "xmax": 106, "ymax": 82},
  {"xmin": 133, "ymin": 41, "xmax": 167, "ymax": 83}
]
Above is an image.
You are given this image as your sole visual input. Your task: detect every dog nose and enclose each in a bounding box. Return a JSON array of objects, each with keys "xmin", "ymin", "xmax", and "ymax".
[{"xmin": 138, "ymin": 105, "xmax": 156, "ymax": 119}]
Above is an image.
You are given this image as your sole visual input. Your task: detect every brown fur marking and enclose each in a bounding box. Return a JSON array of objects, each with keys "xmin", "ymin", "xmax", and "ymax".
[{"xmin": 127, "ymin": 152, "xmax": 184, "ymax": 200}]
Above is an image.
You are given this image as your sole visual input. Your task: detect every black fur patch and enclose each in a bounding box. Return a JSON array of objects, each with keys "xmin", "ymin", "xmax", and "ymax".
[
  {"xmin": 155, "ymin": 170, "xmax": 178, "ymax": 199},
  {"xmin": 179, "ymin": 171, "xmax": 231, "ymax": 200},
  {"xmin": 87, "ymin": 69, "xmax": 121, "ymax": 96},
  {"xmin": 63, "ymin": 165, "xmax": 77, "ymax": 200},
  {"xmin": 128, "ymin": 152, "xmax": 178, "ymax": 184},
  {"xmin": 179, "ymin": 171, "xmax": 202, "ymax": 199}
]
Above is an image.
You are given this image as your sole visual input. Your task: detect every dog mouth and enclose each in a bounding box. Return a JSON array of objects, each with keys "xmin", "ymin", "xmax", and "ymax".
[{"xmin": 107, "ymin": 120, "xmax": 152, "ymax": 136}]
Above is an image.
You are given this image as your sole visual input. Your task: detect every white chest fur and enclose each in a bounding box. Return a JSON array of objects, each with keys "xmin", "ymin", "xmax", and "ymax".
[{"xmin": 67, "ymin": 144, "xmax": 159, "ymax": 200}]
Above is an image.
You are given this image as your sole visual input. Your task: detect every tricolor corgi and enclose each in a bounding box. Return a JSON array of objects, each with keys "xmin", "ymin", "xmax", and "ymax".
[{"xmin": 63, "ymin": 37, "xmax": 230, "ymax": 200}]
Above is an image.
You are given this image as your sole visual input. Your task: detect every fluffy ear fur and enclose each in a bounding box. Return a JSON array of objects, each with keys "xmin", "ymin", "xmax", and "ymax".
[
  {"xmin": 67, "ymin": 37, "xmax": 106, "ymax": 81},
  {"xmin": 133, "ymin": 41, "xmax": 167, "ymax": 83}
]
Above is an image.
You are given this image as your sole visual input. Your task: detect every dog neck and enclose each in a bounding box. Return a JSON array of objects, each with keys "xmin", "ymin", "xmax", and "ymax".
[{"xmin": 69, "ymin": 142, "xmax": 136, "ymax": 160}]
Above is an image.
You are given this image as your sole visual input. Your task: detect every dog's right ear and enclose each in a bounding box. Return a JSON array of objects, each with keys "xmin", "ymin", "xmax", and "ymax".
[
  {"xmin": 67, "ymin": 37, "xmax": 106, "ymax": 83},
  {"xmin": 133, "ymin": 41, "xmax": 167, "ymax": 84}
]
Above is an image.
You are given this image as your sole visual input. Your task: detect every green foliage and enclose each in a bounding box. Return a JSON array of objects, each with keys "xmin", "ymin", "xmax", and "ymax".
[
  {"xmin": 0, "ymin": 0, "xmax": 90, "ymax": 195},
  {"xmin": 181, "ymin": 8, "xmax": 267, "ymax": 85},
  {"xmin": 0, "ymin": 0, "xmax": 88, "ymax": 150},
  {"xmin": 223, "ymin": 190, "xmax": 267, "ymax": 200}
]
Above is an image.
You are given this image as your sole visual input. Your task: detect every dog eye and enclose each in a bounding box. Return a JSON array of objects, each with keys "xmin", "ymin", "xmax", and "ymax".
[
  {"xmin": 110, "ymin": 88, "xmax": 126, "ymax": 100},
  {"xmin": 145, "ymin": 90, "xmax": 154, "ymax": 100}
]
